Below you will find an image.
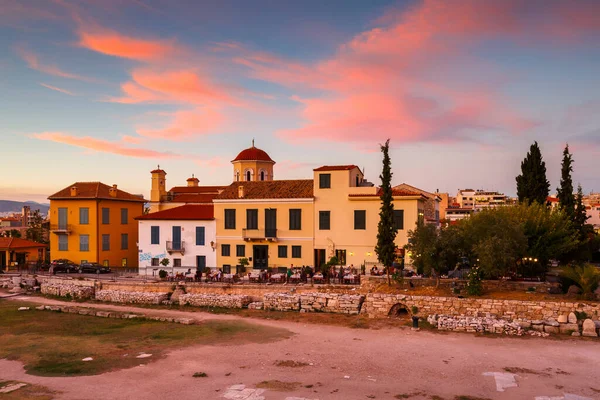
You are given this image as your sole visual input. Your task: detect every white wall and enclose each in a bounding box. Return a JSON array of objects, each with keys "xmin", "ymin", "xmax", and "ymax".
[{"xmin": 138, "ymin": 219, "xmax": 216, "ymax": 276}]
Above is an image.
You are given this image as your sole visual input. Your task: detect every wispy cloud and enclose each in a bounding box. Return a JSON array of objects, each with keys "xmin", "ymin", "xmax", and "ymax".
[
  {"xmin": 39, "ymin": 83, "xmax": 75, "ymax": 96},
  {"xmin": 15, "ymin": 45, "xmax": 95, "ymax": 82},
  {"xmin": 32, "ymin": 132, "xmax": 181, "ymax": 159}
]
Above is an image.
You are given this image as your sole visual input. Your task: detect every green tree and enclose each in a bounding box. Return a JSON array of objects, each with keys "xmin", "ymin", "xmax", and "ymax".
[
  {"xmin": 561, "ymin": 264, "xmax": 600, "ymax": 299},
  {"xmin": 516, "ymin": 141, "xmax": 550, "ymax": 204},
  {"xmin": 573, "ymin": 184, "xmax": 589, "ymax": 234},
  {"xmin": 375, "ymin": 139, "xmax": 396, "ymax": 285},
  {"xmin": 25, "ymin": 209, "xmax": 48, "ymax": 244},
  {"xmin": 5, "ymin": 229, "xmax": 22, "ymax": 238},
  {"xmin": 437, "ymin": 224, "xmax": 469, "ymax": 275},
  {"xmin": 406, "ymin": 221, "xmax": 439, "ymax": 280},
  {"xmin": 556, "ymin": 144, "xmax": 575, "ymax": 219}
]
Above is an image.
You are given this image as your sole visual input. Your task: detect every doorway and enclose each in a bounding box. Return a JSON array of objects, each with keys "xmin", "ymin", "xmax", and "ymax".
[
  {"xmin": 253, "ymin": 245, "xmax": 268, "ymax": 269},
  {"xmin": 314, "ymin": 249, "xmax": 326, "ymax": 270}
]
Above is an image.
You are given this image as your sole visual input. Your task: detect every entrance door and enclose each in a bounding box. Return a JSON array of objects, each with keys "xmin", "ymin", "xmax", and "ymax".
[
  {"xmin": 0, "ymin": 251, "xmax": 6, "ymax": 271},
  {"xmin": 314, "ymin": 249, "xmax": 326, "ymax": 270},
  {"xmin": 196, "ymin": 255, "xmax": 206, "ymax": 274},
  {"xmin": 172, "ymin": 226, "xmax": 181, "ymax": 250},
  {"xmin": 265, "ymin": 209, "xmax": 277, "ymax": 238},
  {"xmin": 253, "ymin": 245, "xmax": 268, "ymax": 269}
]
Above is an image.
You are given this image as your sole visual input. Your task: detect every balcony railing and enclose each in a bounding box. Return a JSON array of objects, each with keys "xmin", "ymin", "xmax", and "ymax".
[
  {"xmin": 50, "ymin": 224, "xmax": 71, "ymax": 234},
  {"xmin": 242, "ymin": 229, "xmax": 277, "ymax": 240},
  {"xmin": 166, "ymin": 240, "xmax": 185, "ymax": 254}
]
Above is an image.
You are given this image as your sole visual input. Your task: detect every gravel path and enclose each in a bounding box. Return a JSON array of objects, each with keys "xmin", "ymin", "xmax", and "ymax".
[{"xmin": 1, "ymin": 295, "xmax": 599, "ymax": 400}]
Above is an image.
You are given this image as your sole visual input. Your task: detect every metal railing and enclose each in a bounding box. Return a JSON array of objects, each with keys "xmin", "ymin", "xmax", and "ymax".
[
  {"xmin": 242, "ymin": 229, "xmax": 277, "ymax": 240},
  {"xmin": 166, "ymin": 240, "xmax": 185, "ymax": 253},
  {"xmin": 50, "ymin": 224, "xmax": 71, "ymax": 234}
]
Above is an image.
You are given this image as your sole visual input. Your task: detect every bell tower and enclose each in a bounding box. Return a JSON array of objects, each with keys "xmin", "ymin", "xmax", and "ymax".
[
  {"xmin": 231, "ymin": 140, "xmax": 275, "ymax": 182},
  {"xmin": 150, "ymin": 166, "xmax": 167, "ymax": 209}
]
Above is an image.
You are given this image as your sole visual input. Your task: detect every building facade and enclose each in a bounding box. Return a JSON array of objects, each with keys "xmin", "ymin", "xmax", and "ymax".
[
  {"xmin": 0, "ymin": 237, "xmax": 47, "ymax": 271},
  {"xmin": 136, "ymin": 204, "xmax": 216, "ymax": 276},
  {"xmin": 48, "ymin": 182, "xmax": 145, "ymax": 268}
]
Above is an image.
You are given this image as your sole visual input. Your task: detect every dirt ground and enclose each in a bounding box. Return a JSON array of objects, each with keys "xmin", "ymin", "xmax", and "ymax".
[{"xmin": 1, "ymin": 295, "xmax": 599, "ymax": 400}]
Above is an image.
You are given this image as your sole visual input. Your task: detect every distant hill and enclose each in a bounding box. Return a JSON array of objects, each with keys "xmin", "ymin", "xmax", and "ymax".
[{"xmin": 0, "ymin": 200, "xmax": 50, "ymax": 214}]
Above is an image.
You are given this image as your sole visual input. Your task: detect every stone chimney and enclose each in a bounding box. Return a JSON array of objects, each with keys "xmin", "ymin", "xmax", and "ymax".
[
  {"xmin": 70, "ymin": 186, "xmax": 78, "ymax": 196},
  {"xmin": 109, "ymin": 184, "xmax": 118, "ymax": 198},
  {"xmin": 238, "ymin": 185, "xmax": 244, "ymax": 199},
  {"xmin": 187, "ymin": 174, "xmax": 199, "ymax": 187}
]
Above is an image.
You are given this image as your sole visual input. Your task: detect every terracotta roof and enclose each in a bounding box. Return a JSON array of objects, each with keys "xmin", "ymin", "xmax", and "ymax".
[
  {"xmin": 0, "ymin": 217, "xmax": 20, "ymax": 221},
  {"xmin": 168, "ymin": 186, "xmax": 225, "ymax": 194},
  {"xmin": 232, "ymin": 146, "xmax": 275, "ymax": 163},
  {"xmin": 170, "ymin": 193, "xmax": 218, "ymax": 203},
  {"xmin": 0, "ymin": 237, "xmax": 47, "ymax": 249},
  {"xmin": 151, "ymin": 168, "xmax": 166, "ymax": 174},
  {"xmin": 215, "ymin": 180, "xmax": 314, "ymax": 200},
  {"xmin": 314, "ymin": 165, "xmax": 359, "ymax": 172},
  {"xmin": 349, "ymin": 188, "xmax": 425, "ymax": 198},
  {"xmin": 48, "ymin": 182, "xmax": 146, "ymax": 202},
  {"xmin": 136, "ymin": 204, "xmax": 214, "ymax": 220},
  {"xmin": 547, "ymin": 196, "xmax": 559, "ymax": 203},
  {"xmin": 186, "ymin": 177, "xmax": 199, "ymax": 182}
]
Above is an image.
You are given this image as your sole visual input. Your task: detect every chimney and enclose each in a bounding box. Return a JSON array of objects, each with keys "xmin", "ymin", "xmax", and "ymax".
[
  {"xmin": 109, "ymin": 184, "xmax": 118, "ymax": 198},
  {"xmin": 187, "ymin": 174, "xmax": 199, "ymax": 187},
  {"xmin": 70, "ymin": 186, "xmax": 78, "ymax": 197},
  {"xmin": 238, "ymin": 185, "xmax": 244, "ymax": 199}
]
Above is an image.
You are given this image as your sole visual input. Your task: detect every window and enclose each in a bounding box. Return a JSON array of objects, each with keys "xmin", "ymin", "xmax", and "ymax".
[
  {"xmin": 121, "ymin": 233, "xmax": 128, "ymax": 250},
  {"xmin": 221, "ymin": 244, "xmax": 231, "ymax": 256},
  {"xmin": 260, "ymin": 170, "xmax": 265, "ymax": 181},
  {"xmin": 246, "ymin": 209, "xmax": 258, "ymax": 229},
  {"xmin": 394, "ymin": 210, "xmax": 404, "ymax": 230},
  {"xmin": 79, "ymin": 208, "xmax": 89, "ymax": 225},
  {"xmin": 79, "ymin": 234, "xmax": 89, "ymax": 252},
  {"xmin": 245, "ymin": 170, "xmax": 252, "ymax": 181},
  {"xmin": 103, "ymin": 260, "xmax": 109, "ymax": 267},
  {"xmin": 58, "ymin": 207, "xmax": 68, "ymax": 230},
  {"xmin": 121, "ymin": 258, "xmax": 127, "ymax": 267},
  {"xmin": 102, "ymin": 234, "xmax": 110, "ymax": 251},
  {"xmin": 58, "ymin": 235, "xmax": 68, "ymax": 251},
  {"xmin": 319, "ymin": 173, "xmax": 331, "ymax": 189},
  {"xmin": 335, "ymin": 249, "xmax": 347, "ymax": 266},
  {"xmin": 224, "ymin": 209, "xmax": 236, "ymax": 229},
  {"xmin": 319, "ymin": 211, "xmax": 330, "ymax": 230},
  {"xmin": 289, "ymin": 209, "xmax": 302, "ymax": 230},
  {"xmin": 121, "ymin": 208, "xmax": 128, "ymax": 224},
  {"xmin": 102, "ymin": 208, "xmax": 110, "ymax": 224},
  {"xmin": 151, "ymin": 226, "xmax": 160, "ymax": 244},
  {"xmin": 354, "ymin": 210, "xmax": 366, "ymax": 230},
  {"xmin": 151, "ymin": 258, "xmax": 159, "ymax": 266},
  {"xmin": 291, "ymin": 245, "xmax": 302, "ymax": 258},
  {"xmin": 236, "ymin": 244, "xmax": 245, "ymax": 257},
  {"xmin": 174, "ymin": 258, "xmax": 181, "ymax": 268},
  {"xmin": 195, "ymin": 227, "xmax": 205, "ymax": 245},
  {"xmin": 278, "ymin": 245, "xmax": 288, "ymax": 258}
]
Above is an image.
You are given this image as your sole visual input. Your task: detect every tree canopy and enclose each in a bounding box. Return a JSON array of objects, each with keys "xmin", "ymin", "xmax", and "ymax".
[
  {"xmin": 375, "ymin": 139, "xmax": 396, "ymax": 285},
  {"xmin": 516, "ymin": 141, "xmax": 550, "ymax": 204},
  {"xmin": 556, "ymin": 144, "xmax": 575, "ymax": 218}
]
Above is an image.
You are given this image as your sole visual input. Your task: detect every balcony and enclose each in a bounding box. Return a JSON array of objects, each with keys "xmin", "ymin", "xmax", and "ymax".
[
  {"xmin": 50, "ymin": 224, "xmax": 72, "ymax": 235},
  {"xmin": 166, "ymin": 241, "xmax": 185, "ymax": 254},
  {"xmin": 242, "ymin": 229, "xmax": 277, "ymax": 241}
]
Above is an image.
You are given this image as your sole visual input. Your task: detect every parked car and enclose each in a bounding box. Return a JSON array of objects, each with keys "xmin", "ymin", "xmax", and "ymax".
[
  {"xmin": 50, "ymin": 259, "xmax": 79, "ymax": 273},
  {"xmin": 79, "ymin": 262, "xmax": 111, "ymax": 274}
]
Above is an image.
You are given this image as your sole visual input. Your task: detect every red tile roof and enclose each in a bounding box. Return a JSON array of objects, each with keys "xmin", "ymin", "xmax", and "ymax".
[
  {"xmin": 170, "ymin": 193, "xmax": 218, "ymax": 203},
  {"xmin": 48, "ymin": 182, "xmax": 146, "ymax": 202},
  {"xmin": 136, "ymin": 204, "xmax": 214, "ymax": 220},
  {"xmin": 547, "ymin": 196, "xmax": 559, "ymax": 203},
  {"xmin": 349, "ymin": 188, "xmax": 425, "ymax": 198},
  {"xmin": 168, "ymin": 186, "xmax": 225, "ymax": 194},
  {"xmin": 232, "ymin": 146, "xmax": 274, "ymax": 163},
  {"xmin": 151, "ymin": 168, "xmax": 166, "ymax": 174},
  {"xmin": 215, "ymin": 180, "xmax": 314, "ymax": 200},
  {"xmin": 0, "ymin": 237, "xmax": 47, "ymax": 249},
  {"xmin": 313, "ymin": 165, "xmax": 359, "ymax": 172}
]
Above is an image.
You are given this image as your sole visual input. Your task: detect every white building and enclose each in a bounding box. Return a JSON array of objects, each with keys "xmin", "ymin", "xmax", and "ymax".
[
  {"xmin": 136, "ymin": 204, "xmax": 216, "ymax": 276},
  {"xmin": 586, "ymin": 203, "xmax": 600, "ymax": 232}
]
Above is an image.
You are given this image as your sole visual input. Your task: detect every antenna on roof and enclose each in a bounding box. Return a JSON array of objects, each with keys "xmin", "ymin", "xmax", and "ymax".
[
  {"xmin": 157, "ymin": 164, "xmax": 160, "ymax": 169},
  {"xmin": 252, "ymin": 138, "xmax": 255, "ymax": 147}
]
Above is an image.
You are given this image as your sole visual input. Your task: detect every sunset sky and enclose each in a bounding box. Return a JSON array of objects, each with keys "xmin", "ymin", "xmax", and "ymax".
[{"xmin": 1, "ymin": 0, "xmax": 599, "ymax": 203}]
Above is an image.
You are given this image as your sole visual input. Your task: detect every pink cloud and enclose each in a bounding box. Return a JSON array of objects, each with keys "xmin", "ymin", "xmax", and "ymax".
[
  {"xmin": 120, "ymin": 135, "xmax": 143, "ymax": 144},
  {"xmin": 16, "ymin": 46, "xmax": 94, "ymax": 82},
  {"xmin": 39, "ymin": 83, "xmax": 75, "ymax": 96},
  {"xmin": 136, "ymin": 107, "xmax": 225, "ymax": 140},
  {"xmin": 78, "ymin": 29, "xmax": 181, "ymax": 61},
  {"xmin": 194, "ymin": 156, "xmax": 228, "ymax": 169},
  {"xmin": 229, "ymin": 0, "xmax": 599, "ymax": 146},
  {"xmin": 32, "ymin": 132, "xmax": 180, "ymax": 159}
]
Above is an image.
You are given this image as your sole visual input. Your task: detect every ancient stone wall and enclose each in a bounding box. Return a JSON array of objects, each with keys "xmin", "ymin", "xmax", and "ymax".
[
  {"xmin": 40, "ymin": 283, "xmax": 94, "ymax": 299},
  {"xmin": 95, "ymin": 289, "xmax": 168, "ymax": 305},
  {"xmin": 178, "ymin": 293, "xmax": 252, "ymax": 308},
  {"xmin": 300, "ymin": 293, "xmax": 365, "ymax": 314},
  {"xmin": 263, "ymin": 293, "xmax": 300, "ymax": 311}
]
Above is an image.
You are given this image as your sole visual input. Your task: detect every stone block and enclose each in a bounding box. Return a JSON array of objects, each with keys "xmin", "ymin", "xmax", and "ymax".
[
  {"xmin": 557, "ymin": 314, "xmax": 568, "ymax": 323},
  {"xmin": 568, "ymin": 312, "xmax": 577, "ymax": 324},
  {"xmin": 544, "ymin": 325, "xmax": 559, "ymax": 334},
  {"xmin": 582, "ymin": 319, "xmax": 598, "ymax": 337},
  {"xmin": 559, "ymin": 323, "xmax": 579, "ymax": 334}
]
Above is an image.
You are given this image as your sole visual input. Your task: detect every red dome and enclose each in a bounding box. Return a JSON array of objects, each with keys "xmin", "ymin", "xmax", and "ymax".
[{"xmin": 232, "ymin": 146, "xmax": 274, "ymax": 163}]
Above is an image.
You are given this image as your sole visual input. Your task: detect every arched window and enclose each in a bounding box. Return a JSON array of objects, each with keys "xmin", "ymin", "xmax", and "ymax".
[
  {"xmin": 246, "ymin": 170, "xmax": 251, "ymax": 181},
  {"xmin": 260, "ymin": 170, "xmax": 265, "ymax": 181},
  {"xmin": 236, "ymin": 172, "xmax": 240, "ymax": 182}
]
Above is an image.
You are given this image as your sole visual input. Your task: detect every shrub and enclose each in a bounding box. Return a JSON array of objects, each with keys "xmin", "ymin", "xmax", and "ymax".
[
  {"xmin": 158, "ymin": 269, "xmax": 167, "ymax": 279},
  {"xmin": 466, "ymin": 267, "xmax": 483, "ymax": 296},
  {"xmin": 193, "ymin": 372, "xmax": 207, "ymax": 378},
  {"xmin": 560, "ymin": 264, "xmax": 600, "ymax": 298}
]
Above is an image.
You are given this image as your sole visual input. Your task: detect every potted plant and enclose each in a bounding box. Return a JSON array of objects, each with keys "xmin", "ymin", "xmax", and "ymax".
[
  {"xmin": 158, "ymin": 269, "xmax": 167, "ymax": 280},
  {"xmin": 238, "ymin": 257, "xmax": 249, "ymax": 274}
]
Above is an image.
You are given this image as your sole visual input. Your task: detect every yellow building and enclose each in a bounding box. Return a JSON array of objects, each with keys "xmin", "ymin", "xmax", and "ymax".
[
  {"xmin": 0, "ymin": 237, "xmax": 47, "ymax": 271},
  {"xmin": 214, "ymin": 146, "xmax": 314, "ymax": 271},
  {"xmin": 48, "ymin": 182, "xmax": 145, "ymax": 268},
  {"xmin": 312, "ymin": 166, "xmax": 430, "ymax": 268}
]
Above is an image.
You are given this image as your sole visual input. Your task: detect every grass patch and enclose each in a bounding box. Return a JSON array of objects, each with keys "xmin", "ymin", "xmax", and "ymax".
[
  {"xmin": 274, "ymin": 360, "xmax": 309, "ymax": 368},
  {"xmin": 0, "ymin": 301, "xmax": 291, "ymax": 377},
  {"xmin": 256, "ymin": 380, "xmax": 301, "ymax": 391},
  {"xmin": 192, "ymin": 372, "xmax": 207, "ymax": 378},
  {"xmin": 0, "ymin": 380, "xmax": 57, "ymax": 400}
]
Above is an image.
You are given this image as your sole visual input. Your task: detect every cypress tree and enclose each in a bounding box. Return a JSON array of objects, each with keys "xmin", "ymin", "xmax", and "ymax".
[
  {"xmin": 556, "ymin": 144, "xmax": 575, "ymax": 219},
  {"xmin": 574, "ymin": 184, "xmax": 589, "ymax": 234},
  {"xmin": 375, "ymin": 139, "xmax": 397, "ymax": 285},
  {"xmin": 516, "ymin": 141, "xmax": 550, "ymax": 204}
]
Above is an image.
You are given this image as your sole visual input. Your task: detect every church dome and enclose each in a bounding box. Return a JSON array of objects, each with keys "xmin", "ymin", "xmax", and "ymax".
[{"xmin": 232, "ymin": 143, "xmax": 275, "ymax": 163}]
